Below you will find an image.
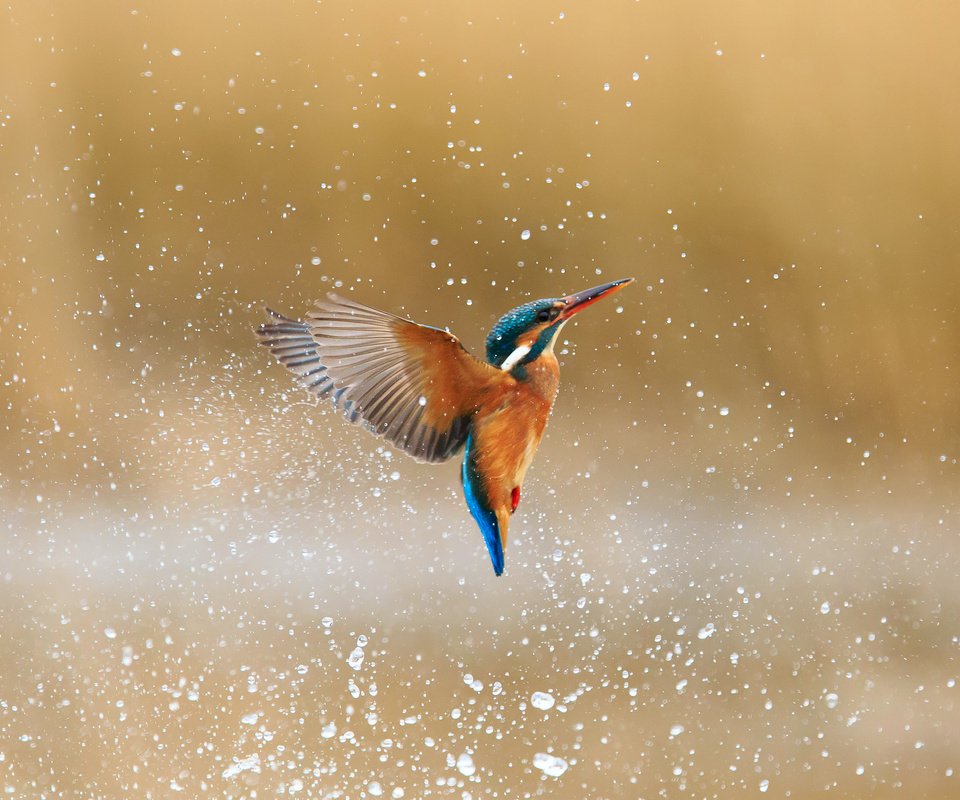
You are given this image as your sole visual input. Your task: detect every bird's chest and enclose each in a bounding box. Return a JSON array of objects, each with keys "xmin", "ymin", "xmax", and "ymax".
[{"xmin": 475, "ymin": 356, "xmax": 559, "ymax": 490}]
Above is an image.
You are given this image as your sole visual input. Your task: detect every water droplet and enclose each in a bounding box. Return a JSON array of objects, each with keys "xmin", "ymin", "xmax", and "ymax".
[
  {"xmin": 669, "ymin": 724, "xmax": 685, "ymax": 736},
  {"xmin": 241, "ymin": 712, "xmax": 258, "ymax": 725},
  {"xmin": 321, "ymin": 721, "xmax": 337, "ymax": 738},
  {"xmin": 347, "ymin": 647, "xmax": 365, "ymax": 670},
  {"xmin": 531, "ymin": 691, "xmax": 555, "ymax": 710},
  {"xmin": 697, "ymin": 622, "xmax": 716, "ymax": 639},
  {"xmin": 221, "ymin": 753, "xmax": 260, "ymax": 779},
  {"xmin": 532, "ymin": 752, "xmax": 568, "ymax": 777},
  {"xmin": 520, "ymin": 229, "xmax": 531, "ymax": 241},
  {"xmin": 456, "ymin": 753, "xmax": 476, "ymax": 776}
]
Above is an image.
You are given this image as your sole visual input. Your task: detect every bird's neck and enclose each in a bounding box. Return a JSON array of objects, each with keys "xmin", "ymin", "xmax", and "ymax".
[{"xmin": 509, "ymin": 351, "xmax": 560, "ymax": 399}]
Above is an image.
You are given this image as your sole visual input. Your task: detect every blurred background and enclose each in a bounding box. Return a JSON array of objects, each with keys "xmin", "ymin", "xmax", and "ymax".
[{"xmin": 2, "ymin": 1, "xmax": 959, "ymax": 797}]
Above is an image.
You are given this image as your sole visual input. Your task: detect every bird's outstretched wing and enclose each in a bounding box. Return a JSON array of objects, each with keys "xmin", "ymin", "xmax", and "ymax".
[{"xmin": 256, "ymin": 294, "xmax": 505, "ymax": 463}]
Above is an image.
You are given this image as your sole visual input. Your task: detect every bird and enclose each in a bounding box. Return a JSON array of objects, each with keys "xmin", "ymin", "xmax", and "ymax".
[{"xmin": 255, "ymin": 278, "xmax": 634, "ymax": 576}]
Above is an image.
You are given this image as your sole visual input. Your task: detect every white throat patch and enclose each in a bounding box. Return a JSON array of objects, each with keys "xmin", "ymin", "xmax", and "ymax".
[
  {"xmin": 500, "ymin": 343, "xmax": 532, "ymax": 371},
  {"xmin": 543, "ymin": 320, "xmax": 567, "ymax": 354}
]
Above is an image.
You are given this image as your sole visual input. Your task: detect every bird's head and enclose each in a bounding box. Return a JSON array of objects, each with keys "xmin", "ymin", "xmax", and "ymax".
[{"xmin": 485, "ymin": 278, "xmax": 634, "ymax": 371}]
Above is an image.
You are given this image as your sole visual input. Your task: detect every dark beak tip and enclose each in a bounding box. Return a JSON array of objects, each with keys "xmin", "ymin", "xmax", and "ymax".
[
  {"xmin": 561, "ymin": 277, "xmax": 635, "ymax": 317},
  {"xmin": 608, "ymin": 277, "xmax": 636, "ymax": 290}
]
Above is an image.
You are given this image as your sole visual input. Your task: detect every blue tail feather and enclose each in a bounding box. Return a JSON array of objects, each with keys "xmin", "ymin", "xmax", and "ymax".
[{"xmin": 461, "ymin": 433, "xmax": 504, "ymax": 576}]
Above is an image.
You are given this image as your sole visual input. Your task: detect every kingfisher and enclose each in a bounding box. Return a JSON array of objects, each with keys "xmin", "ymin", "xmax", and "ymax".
[{"xmin": 255, "ymin": 278, "xmax": 633, "ymax": 576}]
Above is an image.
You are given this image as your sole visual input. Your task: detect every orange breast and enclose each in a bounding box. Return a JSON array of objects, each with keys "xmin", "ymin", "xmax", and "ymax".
[{"xmin": 470, "ymin": 353, "xmax": 560, "ymax": 546}]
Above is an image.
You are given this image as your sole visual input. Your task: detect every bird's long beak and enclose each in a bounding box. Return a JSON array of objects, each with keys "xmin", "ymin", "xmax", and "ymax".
[{"xmin": 558, "ymin": 277, "xmax": 634, "ymax": 320}]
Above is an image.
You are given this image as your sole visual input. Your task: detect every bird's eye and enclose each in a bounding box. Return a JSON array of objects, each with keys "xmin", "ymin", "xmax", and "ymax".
[{"xmin": 536, "ymin": 309, "xmax": 550, "ymax": 322}]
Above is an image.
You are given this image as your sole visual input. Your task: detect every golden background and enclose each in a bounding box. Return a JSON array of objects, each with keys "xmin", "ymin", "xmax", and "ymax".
[{"xmin": 1, "ymin": 1, "xmax": 958, "ymax": 797}]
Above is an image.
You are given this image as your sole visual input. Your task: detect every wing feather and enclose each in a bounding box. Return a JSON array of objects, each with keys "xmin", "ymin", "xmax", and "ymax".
[{"xmin": 256, "ymin": 294, "xmax": 506, "ymax": 463}]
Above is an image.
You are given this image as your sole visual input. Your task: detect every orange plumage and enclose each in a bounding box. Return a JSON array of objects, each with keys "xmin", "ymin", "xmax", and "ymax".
[{"xmin": 469, "ymin": 352, "xmax": 559, "ymax": 550}]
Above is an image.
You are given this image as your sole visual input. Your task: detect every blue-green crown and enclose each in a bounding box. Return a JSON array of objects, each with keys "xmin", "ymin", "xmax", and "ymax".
[{"xmin": 485, "ymin": 298, "xmax": 560, "ymax": 367}]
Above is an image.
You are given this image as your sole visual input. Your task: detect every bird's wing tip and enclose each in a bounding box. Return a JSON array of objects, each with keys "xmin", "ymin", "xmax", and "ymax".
[{"xmin": 260, "ymin": 306, "xmax": 300, "ymax": 323}]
